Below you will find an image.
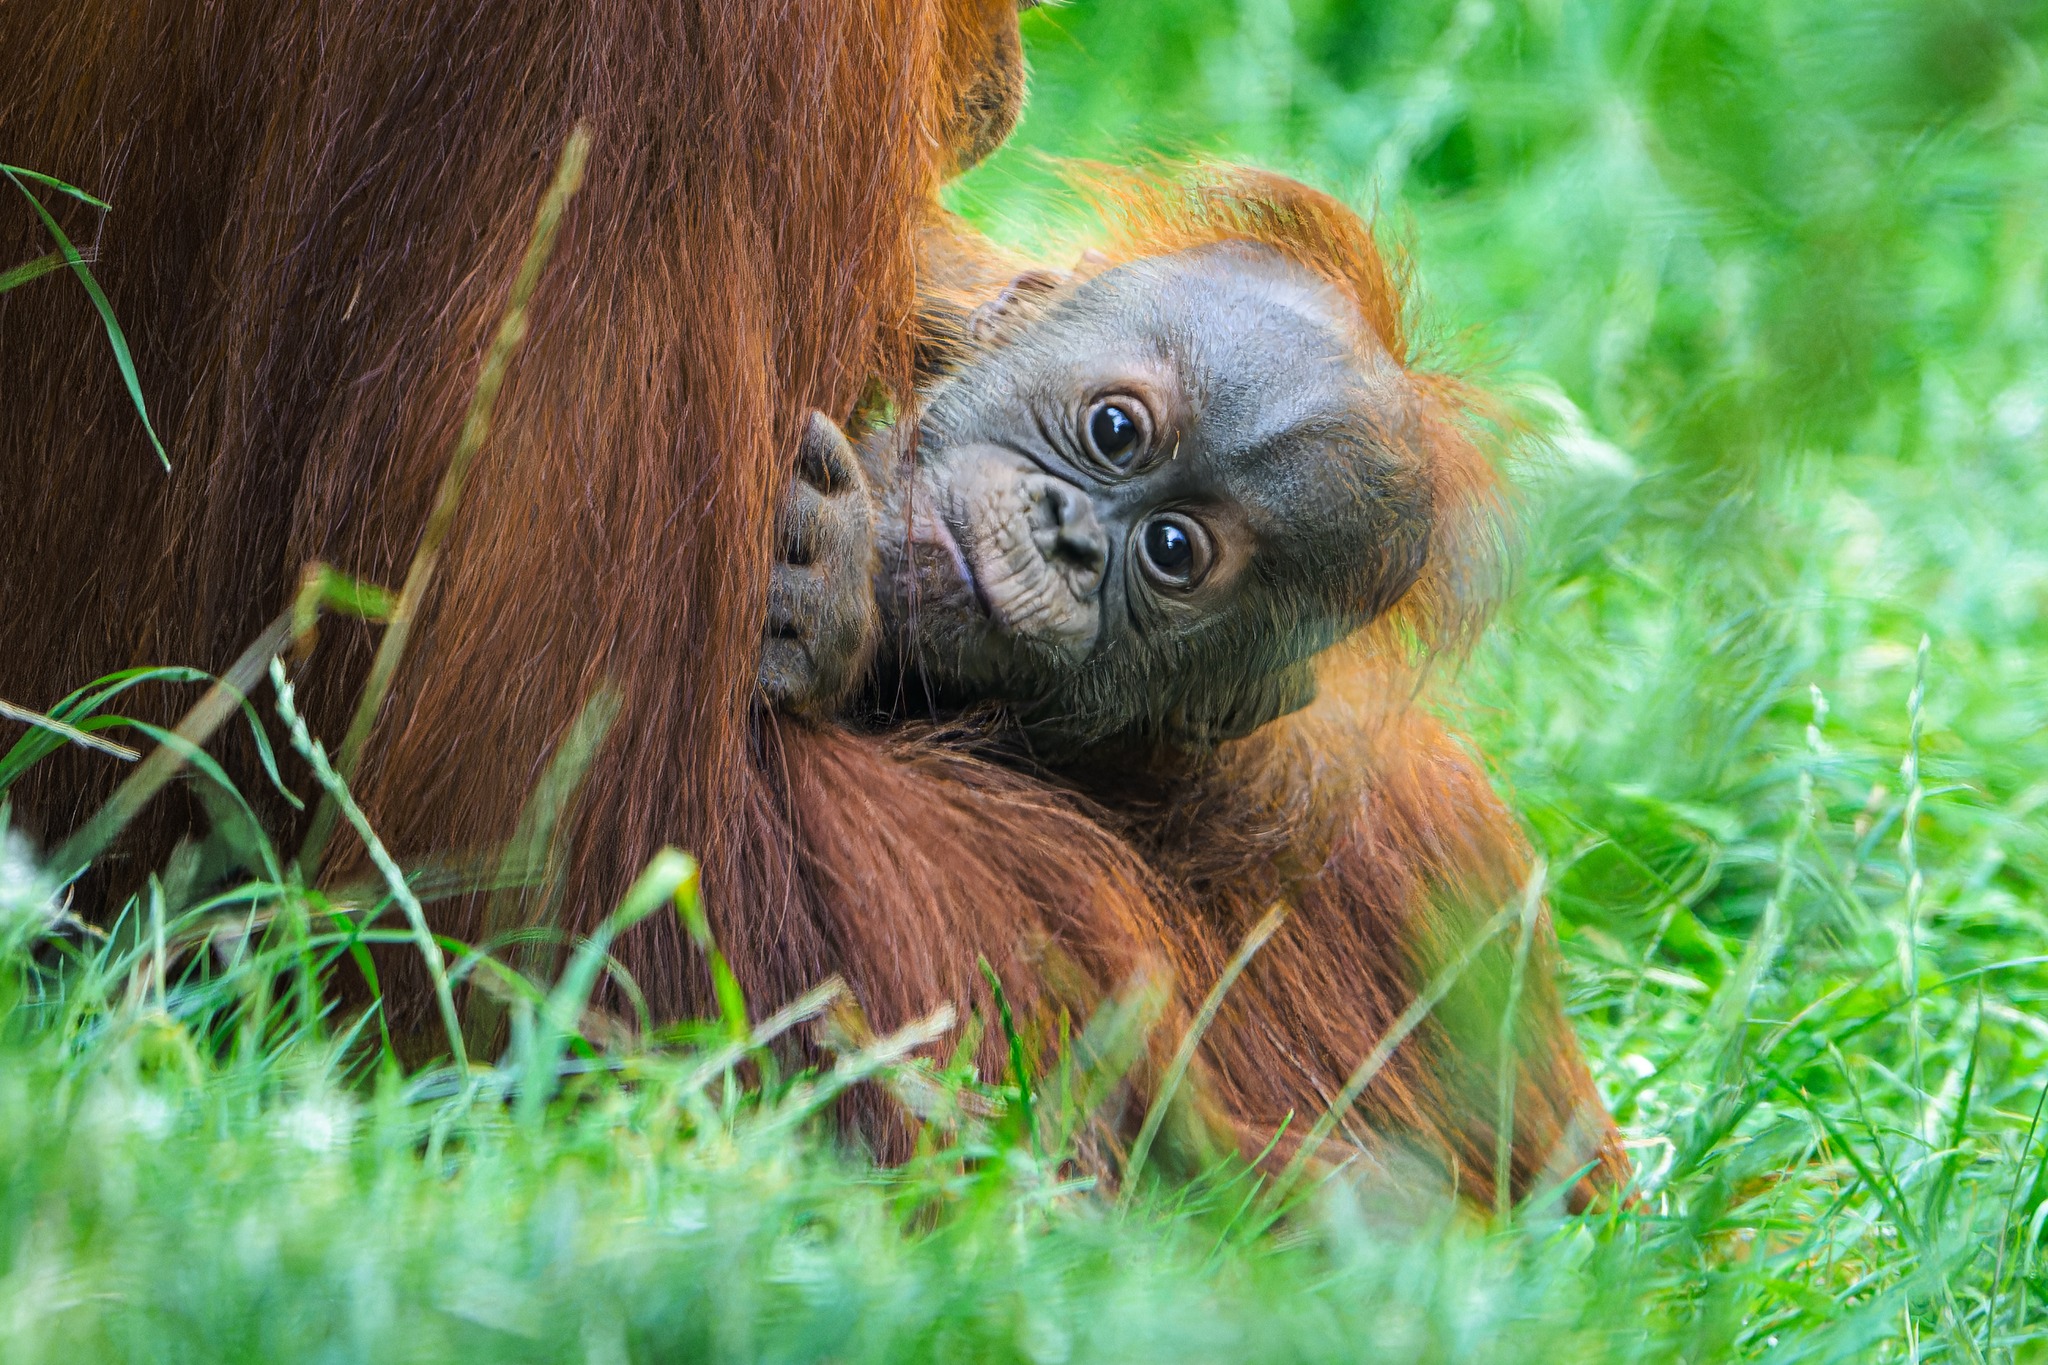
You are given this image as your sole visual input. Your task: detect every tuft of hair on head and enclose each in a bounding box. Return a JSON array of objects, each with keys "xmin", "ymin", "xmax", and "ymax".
[
  {"xmin": 1064, "ymin": 161, "xmax": 1411, "ymax": 363},
  {"xmin": 1065, "ymin": 161, "xmax": 1515, "ymax": 669}
]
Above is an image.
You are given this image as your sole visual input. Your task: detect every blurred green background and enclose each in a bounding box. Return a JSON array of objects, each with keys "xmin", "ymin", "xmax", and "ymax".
[
  {"xmin": 956, "ymin": 18, "xmax": 2048, "ymax": 1310},
  {"xmin": 961, "ymin": 0, "xmax": 2048, "ymax": 979}
]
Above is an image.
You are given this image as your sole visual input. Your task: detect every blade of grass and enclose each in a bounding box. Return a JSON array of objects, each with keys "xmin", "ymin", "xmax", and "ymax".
[
  {"xmin": 269, "ymin": 657, "xmax": 467, "ymax": 1075},
  {"xmin": 0, "ymin": 666, "xmax": 205, "ymax": 792},
  {"xmin": 1249, "ymin": 898, "xmax": 1521, "ymax": 1233},
  {"xmin": 1827, "ymin": 1044, "xmax": 1922, "ymax": 1246},
  {"xmin": 1988, "ymin": 1071, "xmax": 2048, "ymax": 1358},
  {"xmin": 1901, "ymin": 635, "xmax": 1930, "ymax": 1144},
  {"xmin": 114, "ymin": 719, "xmax": 281, "ymax": 884},
  {"xmin": 3, "ymin": 165, "xmax": 166, "ymax": 467},
  {"xmin": 1055, "ymin": 965, "xmax": 1171, "ymax": 1157},
  {"xmin": 290, "ymin": 562, "xmax": 396, "ymax": 644},
  {"xmin": 51, "ymin": 612, "xmax": 295, "ymax": 882},
  {"xmin": 667, "ymin": 977, "xmax": 851, "ymax": 1103},
  {"xmin": 467, "ymin": 685, "xmax": 622, "ymax": 1052},
  {"xmin": 1122, "ymin": 901, "xmax": 1288, "ymax": 1202},
  {"xmin": 516, "ymin": 848, "xmax": 694, "ymax": 1125},
  {"xmin": 1664, "ymin": 689, "xmax": 1825, "ymax": 1187},
  {"xmin": 759, "ymin": 1004, "xmax": 961, "ymax": 1136},
  {"xmin": 0, "ymin": 251, "xmax": 67, "ymax": 294},
  {"xmin": 0, "ymin": 698, "xmax": 139, "ymax": 762},
  {"xmin": 0, "ymin": 164, "xmax": 112, "ymax": 208},
  {"xmin": 233, "ymin": 694, "xmax": 303, "ymax": 812},
  {"xmin": 979, "ymin": 956, "xmax": 1036, "ymax": 1154},
  {"xmin": 673, "ymin": 859, "xmax": 750, "ymax": 1045},
  {"xmin": 1924, "ymin": 990, "xmax": 1983, "ymax": 1232},
  {"xmin": 1495, "ymin": 859, "xmax": 1546, "ymax": 1222}
]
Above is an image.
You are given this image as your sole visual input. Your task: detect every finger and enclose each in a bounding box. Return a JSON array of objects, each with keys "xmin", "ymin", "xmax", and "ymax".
[
  {"xmin": 757, "ymin": 636, "xmax": 814, "ymax": 709},
  {"xmin": 811, "ymin": 490, "xmax": 873, "ymax": 571},
  {"xmin": 779, "ymin": 476, "xmax": 824, "ymax": 566},
  {"xmin": 762, "ymin": 560, "xmax": 827, "ymax": 709},
  {"xmin": 767, "ymin": 560, "xmax": 828, "ymax": 630},
  {"xmin": 761, "ymin": 597, "xmax": 849, "ymax": 716},
  {"xmin": 765, "ymin": 557, "xmax": 875, "ymax": 708},
  {"xmin": 798, "ymin": 410, "xmax": 860, "ymax": 494}
]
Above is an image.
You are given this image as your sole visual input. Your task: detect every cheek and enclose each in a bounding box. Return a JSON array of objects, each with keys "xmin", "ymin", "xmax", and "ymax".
[
  {"xmin": 1364, "ymin": 467, "xmax": 1436, "ymax": 611},
  {"xmin": 873, "ymin": 477, "xmax": 964, "ymax": 599}
]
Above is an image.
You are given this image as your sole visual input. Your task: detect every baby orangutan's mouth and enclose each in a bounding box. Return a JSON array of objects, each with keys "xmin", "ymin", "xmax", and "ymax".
[
  {"xmin": 948, "ymin": 498, "xmax": 1102, "ymax": 662},
  {"xmin": 895, "ymin": 459, "xmax": 1102, "ymax": 664},
  {"xmin": 906, "ymin": 506, "xmax": 994, "ymax": 619}
]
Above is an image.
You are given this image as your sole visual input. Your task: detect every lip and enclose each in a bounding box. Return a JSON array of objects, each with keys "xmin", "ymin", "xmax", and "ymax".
[{"xmin": 917, "ymin": 512, "xmax": 995, "ymax": 619}]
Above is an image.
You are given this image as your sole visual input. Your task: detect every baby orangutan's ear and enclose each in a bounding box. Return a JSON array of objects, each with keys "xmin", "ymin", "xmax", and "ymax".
[
  {"xmin": 1161, "ymin": 659, "xmax": 1320, "ymax": 750},
  {"xmin": 967, "ymin": 269, "xmax": 1067, "ymax": 343}
]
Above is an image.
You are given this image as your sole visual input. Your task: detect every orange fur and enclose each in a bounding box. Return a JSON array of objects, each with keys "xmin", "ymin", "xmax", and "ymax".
[{"xmin": 0, "ymin": 6, "xmax": 1620, "ymax": 1210}]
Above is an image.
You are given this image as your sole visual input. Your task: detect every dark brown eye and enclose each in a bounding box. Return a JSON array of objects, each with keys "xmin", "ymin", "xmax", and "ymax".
[
  {"xmin": 1139, "ymin": 515, "xmax": 1209, "ymax": 589},
  {"xmin": 1088, "ymin": 403, "xmax": 1141, "ymax": 464}
]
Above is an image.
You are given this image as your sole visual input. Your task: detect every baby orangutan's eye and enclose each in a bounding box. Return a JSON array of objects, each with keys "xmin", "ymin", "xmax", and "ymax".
[
  {"xmin": 1139, "ymin": 514, "xmax": 1211, "ymax": 590},
  {"xmin": 1086, "ymin": 401, "xmax": 1144, "ymax": 467}
]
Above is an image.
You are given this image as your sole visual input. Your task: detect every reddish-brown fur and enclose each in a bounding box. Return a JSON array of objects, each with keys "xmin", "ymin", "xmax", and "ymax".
[
  {"xmin": 0, "ymin": 0, "xmax": 968, "ymax": 977},
  {"xmin": 0, "ymin": 2, "xmax": 1622, "ymax": 1208},
  {"xmin": 900, "ymin": 170, "xmax": 1628, "ymax": 1204}
]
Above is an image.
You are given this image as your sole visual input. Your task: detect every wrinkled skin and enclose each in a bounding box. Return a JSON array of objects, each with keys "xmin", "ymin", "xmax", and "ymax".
[
  {"xmin": 760, "ymin": 413, "xmax": 881, "ymax": 717},
  {"xmin": 765, "ymin": 242, "xmax": 1437, "ymax": 754}
]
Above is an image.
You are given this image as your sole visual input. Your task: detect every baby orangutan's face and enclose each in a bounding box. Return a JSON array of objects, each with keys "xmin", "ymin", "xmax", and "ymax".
[{"xmin": 865, "ymin": 242, "xmax": 1436, "ymax": 753}]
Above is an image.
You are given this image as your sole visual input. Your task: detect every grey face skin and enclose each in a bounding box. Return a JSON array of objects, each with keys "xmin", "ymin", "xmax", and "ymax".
[{"xmin": 862, "ymin": 241, "xmax": 1437, "ymax": 755}]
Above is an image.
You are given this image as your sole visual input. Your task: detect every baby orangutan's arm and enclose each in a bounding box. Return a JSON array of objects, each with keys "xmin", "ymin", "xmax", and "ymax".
[{"xmin": 759, "ymin": 411, "xmax": 879, "ymax": 718}]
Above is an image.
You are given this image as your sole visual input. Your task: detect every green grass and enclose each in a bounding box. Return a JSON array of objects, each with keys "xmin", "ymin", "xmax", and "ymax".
[{"xmin": 6, "ymin": 0, "xmax": 2048, "ymax": 1358}]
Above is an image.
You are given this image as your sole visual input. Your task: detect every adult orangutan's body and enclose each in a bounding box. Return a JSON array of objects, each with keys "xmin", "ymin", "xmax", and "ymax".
[{"xmin": 0, "ymin": 1, "xmax": 1623, "ymax": 1206}]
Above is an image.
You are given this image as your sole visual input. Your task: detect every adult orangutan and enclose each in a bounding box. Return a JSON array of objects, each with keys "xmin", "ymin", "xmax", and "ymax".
[
  {"xmin": 0, "ymin": 0, "xmax": 1042, "ymax": 967},
  {"xmin": 767, "ymin": 173, "xmax": 1630, "ymax": 1205},
  {"xmin": 0, "ymin": 0, "xmax": 1620, "ymax": 1207}
]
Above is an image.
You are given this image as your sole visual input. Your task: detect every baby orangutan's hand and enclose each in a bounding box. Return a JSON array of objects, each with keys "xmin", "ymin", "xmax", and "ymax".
[{"xmin": 759, "ymin": 411, "xmax": 878, "ymax": 718}]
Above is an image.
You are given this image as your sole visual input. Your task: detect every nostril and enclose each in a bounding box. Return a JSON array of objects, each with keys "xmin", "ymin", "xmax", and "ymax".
[
  {"xmin": 1060, "ymin": 523, "xmax": 1107, "ymax": 573},
  {"xmin": 1036, "ymin": 479, "xmax": 1106, "ymax": 577}
]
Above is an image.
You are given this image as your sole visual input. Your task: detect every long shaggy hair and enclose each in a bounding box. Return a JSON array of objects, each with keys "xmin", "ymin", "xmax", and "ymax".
[{"xmin": 0, "ymin": 4, "xmax": 1622, "ymax": 1207}]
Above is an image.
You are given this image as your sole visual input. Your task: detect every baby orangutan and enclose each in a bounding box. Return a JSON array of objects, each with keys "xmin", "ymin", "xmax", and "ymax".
[
  {"xmin": 761, "ymin": 235, "xmax": 1438, "ymax": 754},
  {"xmin": 760, "ymin": 178, "xmax": 1630, "ymax": 1211}
]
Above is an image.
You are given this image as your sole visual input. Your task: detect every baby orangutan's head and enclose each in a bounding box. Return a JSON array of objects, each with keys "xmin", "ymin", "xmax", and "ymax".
[{"xmin": 867, "ymin": 240, "xmax": 1438, "ymax": 754}]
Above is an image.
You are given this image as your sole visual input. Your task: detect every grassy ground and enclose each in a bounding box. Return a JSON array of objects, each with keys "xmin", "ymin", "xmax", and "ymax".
[{"xmin": 6, "ymin": 0, "xmax": 2048, "ymax": 1359}]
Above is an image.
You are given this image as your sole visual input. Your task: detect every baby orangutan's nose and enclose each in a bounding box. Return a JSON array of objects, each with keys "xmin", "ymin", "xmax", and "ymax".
[{"xmin": 1028, "ymin": 475, "xmax": 1107, "ymax": 598}]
